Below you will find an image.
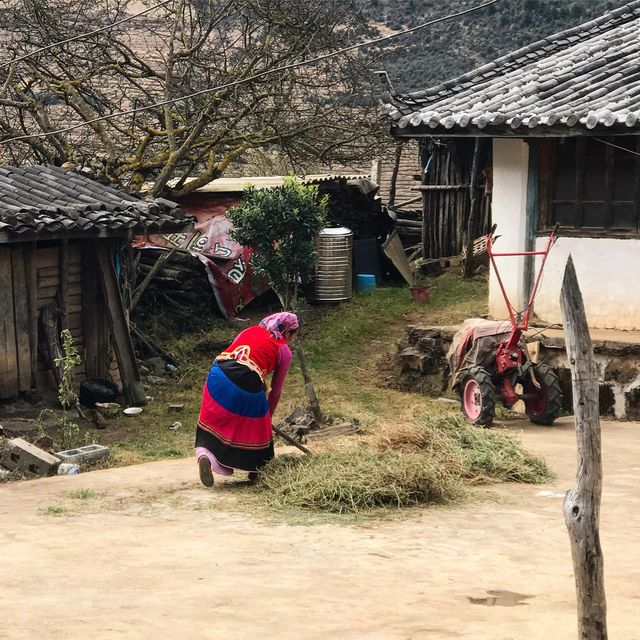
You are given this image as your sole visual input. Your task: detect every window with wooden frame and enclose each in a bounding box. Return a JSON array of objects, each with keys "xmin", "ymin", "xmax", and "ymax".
[{"xmin": 539, "ymin": 136, "xmax": 640, "ymax": 235}]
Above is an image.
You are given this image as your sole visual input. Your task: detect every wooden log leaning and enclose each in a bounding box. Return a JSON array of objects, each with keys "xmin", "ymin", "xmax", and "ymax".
[
  {"xmin": 95, "ymin": 242, "xmax": 147, "ymax": 407},
  {"xmin": 559, "ymin": 255, "xmax": 608, "ymax": 640}
]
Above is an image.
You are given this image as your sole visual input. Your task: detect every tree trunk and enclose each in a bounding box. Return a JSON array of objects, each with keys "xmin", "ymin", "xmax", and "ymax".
[
  {"xmin": 463, "ymin": 138, "xmax": 482, "ymax": 278},
  {"xmin": 559, "ymin": 255, "xmax": 608, "ymax": 640}
]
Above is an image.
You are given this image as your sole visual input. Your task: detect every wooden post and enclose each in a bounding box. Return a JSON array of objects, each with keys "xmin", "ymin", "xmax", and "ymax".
[
  {"xmin": 59, "ymin": 239, "xmax": 69, "ymax": 329},
  {"xmin": 25, "ymin": 242, "xmax": 38, "ymax": 388},
  {"xmin": 463, "ymin": 138, "xmax": 482, "ymax": 278},
  {"xmin": 559, "ymin": 255, "xmax": 608, "ymax": 640},
  {"xmin": 95, "ymin": 241, "xmax": 147, "ymax": 407},
  {"xmin": 0, "ymin": 247, "xmax": 19, "ymax": 398},
  {"xmin": 388, "ymin": 142, "xmax": 403, "ymax": 208},
  {"xmin": 11, "ymin": 247, "xmax": 32, "ymax": 392}
]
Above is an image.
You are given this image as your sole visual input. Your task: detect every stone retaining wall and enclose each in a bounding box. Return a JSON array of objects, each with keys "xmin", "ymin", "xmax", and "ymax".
[{"xmin": 388, "ymin": 324, "xmax": 640, "ymax": 420}]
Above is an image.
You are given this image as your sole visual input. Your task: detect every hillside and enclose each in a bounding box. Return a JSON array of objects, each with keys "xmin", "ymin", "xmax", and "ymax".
[{"xmin": 368, "ymin": 0, "xmax": 631, "ymax": 92}]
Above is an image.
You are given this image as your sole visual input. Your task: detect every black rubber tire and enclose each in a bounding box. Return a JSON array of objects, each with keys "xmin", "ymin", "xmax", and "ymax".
[
  {"xmin": 524, "ymin": 363, "xmax": 563, "ymax": 426},
  {"xmin": 460, "ymin": 366, "xmax": 496, "ymax": 426}
]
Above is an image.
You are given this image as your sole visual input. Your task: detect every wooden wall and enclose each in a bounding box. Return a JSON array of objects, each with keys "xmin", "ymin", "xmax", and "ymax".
[
  {"xmin": 0, "ymin": 240, "xmax": 110, "ymax": 400},
  {"xmin": 421, "ymin": 139, "xmax": 492, "ymax": 259}
]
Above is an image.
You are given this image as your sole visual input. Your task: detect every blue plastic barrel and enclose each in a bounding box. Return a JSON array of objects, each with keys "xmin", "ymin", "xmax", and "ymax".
[{"xmin": 357, "ymin": 274, "xmax": 376, "ymax": 293}]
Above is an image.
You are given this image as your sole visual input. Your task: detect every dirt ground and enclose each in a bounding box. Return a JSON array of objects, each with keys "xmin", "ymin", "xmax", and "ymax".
[{"xmin": 1, "ymin": 417, "xmax": 639, "ymax": 640}]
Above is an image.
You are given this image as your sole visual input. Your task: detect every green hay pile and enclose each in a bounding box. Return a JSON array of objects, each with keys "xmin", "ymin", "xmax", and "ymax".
[
  {"xmin": 256, "ymin": 413, "xmax": 552, "ymax": 515},
  {"xmin": 378, "ymin": 413, "xmax": 553, "ymax": 485},
  {"xmin": 258, "ymin": 450, "xmax": 462, "ymax": 514}
]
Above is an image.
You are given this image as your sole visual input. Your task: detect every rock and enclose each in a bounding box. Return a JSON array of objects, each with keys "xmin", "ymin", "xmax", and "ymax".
[
  {"xmin": 95, "ymin": 402, "xmax": 122, "ymax": 418},
  {"xmin": 34, "ymin": 434, "xmax": 55, "ymax": 451},
  {"xmin": 604, "ymin": 360, "xmax": 639, "ymax": 385},
  {"xmin": 625, "ymin": 388, "xmax": 640, "ymax": 421},
  {"xmin": 144, "ymin": 357, "xmax": 166, "ymax": 376},
  {"xmin": 146, "ymin": 375, "xmax": 166, "ymax": 386},
  {"xmin": 399, "ymin": 347, "xmax": 429, "ymax": 373},
  {"xmin": 168, "ymin": 403, "xmax": 185, "ymax": 412},
  {"xmin": 168, "ymin": 421, "xmax": 182, "ymax": 431}
]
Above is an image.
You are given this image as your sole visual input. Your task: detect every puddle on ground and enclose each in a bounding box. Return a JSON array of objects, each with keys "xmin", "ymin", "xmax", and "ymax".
[{"xmin": 467, "ymin": 590, "xmax": 534, "ymax": 607}]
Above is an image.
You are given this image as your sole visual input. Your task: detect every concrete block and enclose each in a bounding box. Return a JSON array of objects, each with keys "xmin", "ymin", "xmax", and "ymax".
[
  {"xmin": 54, "ymin": 444, "xmax": 110, "ymax": 465},
  {"xmin": 0, "ymin": 438, "xmax": 59, "ymax": 476}
]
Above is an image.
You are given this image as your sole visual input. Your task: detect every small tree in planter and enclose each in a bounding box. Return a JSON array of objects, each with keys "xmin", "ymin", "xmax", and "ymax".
[{"xmin": 228, "ymin": 178, "xmax": 328, "ymax": 420}]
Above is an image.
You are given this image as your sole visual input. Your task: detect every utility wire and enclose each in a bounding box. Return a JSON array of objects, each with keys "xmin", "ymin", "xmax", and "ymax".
[
  {"xmin": 594, "ymin": 136, "xmax": 640, "ymax": 157},
  {"xmin": 0, "ymin": 0, "xmax": 175, "ymax": 70},
  {"xmin": 1, "ymin": 0, "xmax": 502, "ymax": 145}
]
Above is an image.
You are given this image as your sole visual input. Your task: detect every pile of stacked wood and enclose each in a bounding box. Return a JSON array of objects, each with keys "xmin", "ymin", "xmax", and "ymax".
[
  {"xmin": 136, "ymin": 249, "xmax": 213, "ymax": 314},
  {"xmin": 394, "ymin": 210, "xmax": 422, "ymax": 248}
]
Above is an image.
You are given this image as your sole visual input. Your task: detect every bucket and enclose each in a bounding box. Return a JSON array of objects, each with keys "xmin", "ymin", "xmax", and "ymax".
[
  {"xmin": 357, "ymin": 274, "xmax": 376, "ymax": 293},
  {"xmin": 410, "ymin": 285, "xmax": 431, "ymax": 303}
]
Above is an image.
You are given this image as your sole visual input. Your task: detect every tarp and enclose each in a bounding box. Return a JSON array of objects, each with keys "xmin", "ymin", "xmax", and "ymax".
[{"xmin": 134, "ymin": 197, "xmax": 268, "ymax": 319}]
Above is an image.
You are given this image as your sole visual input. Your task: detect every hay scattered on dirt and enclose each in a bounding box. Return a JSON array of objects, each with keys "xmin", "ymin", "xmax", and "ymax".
[
  {"xmin": 377, "ymin": 413, "xmax": 553, "ymax": 486},
  {"xmin": 256, "ymin": 413, "xmax": 552, "ymax": 515},
  {"xmin": 258, "ymin": 450, "xmax": 462, "ymax": 514}
]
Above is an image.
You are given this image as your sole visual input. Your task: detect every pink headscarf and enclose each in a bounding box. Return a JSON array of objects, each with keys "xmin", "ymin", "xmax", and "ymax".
[{"xmin": 259, "ymin": 312, "xmax": 299, "ymax": 340}]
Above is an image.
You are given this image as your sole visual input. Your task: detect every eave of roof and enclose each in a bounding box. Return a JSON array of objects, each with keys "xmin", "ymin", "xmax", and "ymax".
[
  {"xmin": 0, "ymin": 165, "xmax": 194, "ymax": 239},
  {"xmin": 387, "ymin": 1, "xmax": 640, "ymax": 137}
]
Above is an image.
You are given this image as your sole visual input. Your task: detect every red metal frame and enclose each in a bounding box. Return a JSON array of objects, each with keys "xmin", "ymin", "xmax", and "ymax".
[{"xmin": 486, "ymin": 223, "xmax": 559, "ymax": 389}]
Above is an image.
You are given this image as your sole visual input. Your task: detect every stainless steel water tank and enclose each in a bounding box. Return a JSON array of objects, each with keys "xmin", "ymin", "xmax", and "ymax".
[{"xmin": 311, "ymin": 227, "xmax": 353, "ymax": 302}]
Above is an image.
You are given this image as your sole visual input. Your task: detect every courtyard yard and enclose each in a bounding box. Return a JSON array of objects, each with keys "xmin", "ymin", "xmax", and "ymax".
[{"xmin": 1, "ymin": 418, "xmax": 640, "ymax": 639}]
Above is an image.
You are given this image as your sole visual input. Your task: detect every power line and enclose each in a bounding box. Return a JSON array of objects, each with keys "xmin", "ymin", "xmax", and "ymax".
[
  {"xmin": 1, "ymin": 0, "xmax": 502, "ymax": 145},
  {"xmin": 0, "ymin": 0, "xmax": 175, "ymax": 70},
  {"xmin": 594, "ymin": 136, "xmax": 640, "ymax": 157}
]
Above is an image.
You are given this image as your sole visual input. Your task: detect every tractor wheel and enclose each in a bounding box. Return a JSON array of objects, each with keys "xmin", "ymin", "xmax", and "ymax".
[
  {"xmin": 524, "ymin": 363, "xmax": 562, "ymax": 426},
  {"xmin": 460, "ymin": 366, "xmax": 496, "ymax": 426}
]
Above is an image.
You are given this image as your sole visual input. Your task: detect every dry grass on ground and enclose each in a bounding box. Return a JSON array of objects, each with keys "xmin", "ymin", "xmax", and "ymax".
[{"xmin": 253, "ymin": 412, "xmax": 552, "ymax": 515}]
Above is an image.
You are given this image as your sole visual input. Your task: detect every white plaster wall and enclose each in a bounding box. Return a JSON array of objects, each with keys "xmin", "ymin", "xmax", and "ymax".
[
  {"xmin": 533, "ymin": 237, "xmax": 640, "ymax": 330},
  {"xmin": 488, "ymin": 138, "xmax": 530, "ymax": 320}
]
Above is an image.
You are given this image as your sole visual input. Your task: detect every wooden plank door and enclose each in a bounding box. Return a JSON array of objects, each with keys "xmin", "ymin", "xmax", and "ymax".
[{"xmin": 0, "ymin": 247, "xmax": 20, "ymax": 398}]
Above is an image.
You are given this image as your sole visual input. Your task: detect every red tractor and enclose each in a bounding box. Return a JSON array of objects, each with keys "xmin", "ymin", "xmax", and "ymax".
[{"xmin": 449, "ymin": 224, "xmax": 562, "ymax": 426}]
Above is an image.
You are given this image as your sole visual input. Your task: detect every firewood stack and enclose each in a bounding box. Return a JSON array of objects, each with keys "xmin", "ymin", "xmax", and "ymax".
[{"xmin": 136, "ymin": 249, "xmax": 214, "ymax": 313}]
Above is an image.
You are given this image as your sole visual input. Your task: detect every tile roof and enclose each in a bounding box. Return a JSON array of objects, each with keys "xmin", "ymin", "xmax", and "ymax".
[
  {"xmin": 0, "ymin": 165, "xmax": 193, "ymax": 238},
  {"xmin": 387, "ymin": 2, "xmax": 640, "ymax": 136}
]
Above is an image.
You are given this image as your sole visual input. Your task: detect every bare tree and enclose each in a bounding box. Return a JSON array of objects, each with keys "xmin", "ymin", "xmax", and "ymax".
[{"xmin": 0, "ymin": 0, "xmax": 386, "ymax": 195}]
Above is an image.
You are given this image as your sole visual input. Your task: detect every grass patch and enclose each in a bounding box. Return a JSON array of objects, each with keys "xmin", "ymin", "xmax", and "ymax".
[
  {"xmin": 68, "ymin": 488, "xmax": 97, "ymax": 500},
  {"xmin": 254, "ymin": 412, "xmax": 552, "ymax": 516},
  {"xmin": 39, "ymin": 505, "xmax": 69, "ymax": 517}
]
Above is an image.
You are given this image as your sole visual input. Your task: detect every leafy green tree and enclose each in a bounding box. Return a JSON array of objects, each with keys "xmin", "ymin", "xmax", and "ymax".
[
  {"xmin": 227, "ymin": 177, "xmax": 328, "ymax": 421},
  {"xmin": 228, "ymin": 178, "xmax": 328, "ymax": 310}
]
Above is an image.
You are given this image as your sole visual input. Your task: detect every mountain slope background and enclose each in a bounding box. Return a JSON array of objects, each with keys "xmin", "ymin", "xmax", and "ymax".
[{"xmin": 368, "ymin": 0, "xmax": 630, "ymax": 93}]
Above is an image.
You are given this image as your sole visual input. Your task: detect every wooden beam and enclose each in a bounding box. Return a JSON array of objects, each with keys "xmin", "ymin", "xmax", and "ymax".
[
  {"xmin": 59, "ymin": 239, "xmax": 69, "ymax": 329},
  {"xmin": 388, "ymin": 142, "xmax": 403, "ymax": 207},
  {"xmin": 559, "ymin": 255, "xmax": 608, "ymax": 640},
  {"xmin": 11, "ymin": 247, "xmax": 32, "ymax": 392},
  {"xmin": 411, "ymin": 184, "xmax": 469, "ymax": 191},
  {"xmin": 95, "ymin": 241, "xmax": 147, "ymax": 407},
  {"xmin": 0, "ymin": 248, "xmax": 19, "ymax": 398},
  {"xmin": 25, "ymin": 242, "xmax": 38, "ymax": 388},
  {"xmin": 463, "ymin": 138, "xmax": 483, "ymax": 278}
]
